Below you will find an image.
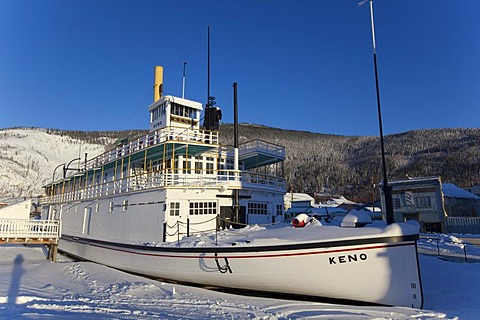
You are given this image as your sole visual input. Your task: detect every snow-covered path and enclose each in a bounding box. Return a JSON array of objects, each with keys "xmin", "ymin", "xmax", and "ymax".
[{"xmin": 3, "ymin": 244, "xmax": 475, "ymax": 319}]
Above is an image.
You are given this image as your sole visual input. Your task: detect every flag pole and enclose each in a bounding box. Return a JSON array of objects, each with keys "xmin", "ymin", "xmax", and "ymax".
[
  {"xmin": 182, "ymin": 62, "xmax": 187, "ymax": 99},
  {"xmin": 367, "ymin": 0, "xmax": 394, "ymax": 224}
]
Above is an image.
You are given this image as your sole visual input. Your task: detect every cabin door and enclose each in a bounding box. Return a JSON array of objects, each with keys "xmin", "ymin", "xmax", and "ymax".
[
  {"xmin": 219, "ymin": 206, "xmax": 246, "ymax": 229},
  {"xmin": 82, "ymin": 207, "xmax": 92, "ymax": 235}
]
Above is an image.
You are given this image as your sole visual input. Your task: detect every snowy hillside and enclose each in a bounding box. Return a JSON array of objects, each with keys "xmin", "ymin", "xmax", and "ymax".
[{"xmin": 0, "ymin": 128, "xmax": 113, "ymax": 201}]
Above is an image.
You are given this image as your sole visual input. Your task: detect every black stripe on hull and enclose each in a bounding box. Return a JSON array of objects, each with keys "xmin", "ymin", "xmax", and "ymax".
[{"xmin": 62, "ymin": 233, "xmax": 419, "ymax": 254}]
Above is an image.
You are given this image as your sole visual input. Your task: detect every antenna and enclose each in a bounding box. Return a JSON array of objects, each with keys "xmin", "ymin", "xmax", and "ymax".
[{"xmin": 182, "ymin": 62, "xmax": 187, "ymax": 99}]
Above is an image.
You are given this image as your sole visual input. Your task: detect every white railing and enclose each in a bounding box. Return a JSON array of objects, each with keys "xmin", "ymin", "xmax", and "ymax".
[
  {"xmin": 0, "ymin": 219, "xmax": 60, "ymax": 241},
  {"xmin": 237, "ymin": 139, "xmax": 285, "ymax": 158},
  {"xmin": 42, "ymin": 170, "xmax": 286, "ymax": 204},
  {"xmin": 85, "ymin": 126, "xmax": 219, "ymax": 171}
]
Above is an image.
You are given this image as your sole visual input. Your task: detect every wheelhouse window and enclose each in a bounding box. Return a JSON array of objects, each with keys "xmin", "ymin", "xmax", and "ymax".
[{"xmin": 171, "ymin": 102, "xmax": 196, "ymax": 119}]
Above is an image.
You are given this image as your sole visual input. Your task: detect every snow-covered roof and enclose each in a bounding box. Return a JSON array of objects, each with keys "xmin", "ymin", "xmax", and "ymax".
[
  {"xmin": 442, "ymin": 183, "xmax": 480, "ymax": 200},
  {"xmin": 318, "ymin": 196, "xmax": 357, "ymax": 207},
  {"xmin": 386, "ymin": 176, "xmax": 441, "ymax": 186},
  {"xmin": 284, "ymin": 193, "xmax": 314, "ymax": 202},
  {"xmin": 285, "ymin": 206, "xmax": 347, "ymax": 215}
]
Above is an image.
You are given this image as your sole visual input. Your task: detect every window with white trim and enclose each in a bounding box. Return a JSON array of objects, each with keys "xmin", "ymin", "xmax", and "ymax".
[
  {"xmin": 248, "ymin": 202, "xmax": 268, "ymax": 215},
  {"xmin": 170, "ymin": 202, "xmax": 180, "ymax": 216},
  {"xmin": 276, "ymin": 204, "xmax": 284, "ymax": 215},
  {"xmin": 189, "ymin": 201, "xmax": 217, "ymax": 215}
]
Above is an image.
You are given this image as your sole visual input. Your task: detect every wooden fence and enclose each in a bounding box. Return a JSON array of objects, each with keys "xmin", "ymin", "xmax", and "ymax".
[{"xmin": 445, "ymin": 217, "xmax": 480, "ymax": 234}]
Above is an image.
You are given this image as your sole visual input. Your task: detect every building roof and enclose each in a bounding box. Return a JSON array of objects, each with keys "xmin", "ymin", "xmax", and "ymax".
[
  {"xmin": 284, "ymin": 193, "xmax": 314, "ymax": 202},
  {"xmin": 442, "ymin": 183, "xmax": 480, "ymax": 200}
]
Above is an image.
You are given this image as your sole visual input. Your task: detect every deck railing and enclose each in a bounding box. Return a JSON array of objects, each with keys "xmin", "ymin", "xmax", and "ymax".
[
  {"xmin": 42, "ymin": 169, "xmax": 286, "ymax": 204},
  {"xmin": 0, "ymin": 219, "xmax": 60, "ymax": 242},
  {"xmin": 85, "ymin": 126, "xmax": 219, "ymax": 172},
  {"xmin": 237, "ymin": 139, "xmax": 285, "ymax": 158}
]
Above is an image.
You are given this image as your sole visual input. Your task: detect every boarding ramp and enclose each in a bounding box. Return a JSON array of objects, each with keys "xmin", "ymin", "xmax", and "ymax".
[{"xmin": 0, "ymin": 219, "xmax": 60, "ymax": 261}]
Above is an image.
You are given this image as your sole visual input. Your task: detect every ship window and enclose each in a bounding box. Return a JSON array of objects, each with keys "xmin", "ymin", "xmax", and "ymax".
[
  {"xmin": 416, "ymin": 196, "xmax": 432, "ymax": 208},
  {"xmin": 189, "ymin": 201, "xmax": 217, "ymax": 215},
  {"xmin": 183, "ymin": 158, "xmax": 191, "ymax": 174},
  {"xmin": 109, "ymin": 201, "xmax": 114, "ymax": 213},
  {"xmin": 171, "ymin": 102, "xmax": 194, "ymax": 119},
  {"xmin": 122, "ymin": 200, "xmax": 128, "ymax": 212},
  {"xmin": 206, "ymin": 163, "xmax": 214, "ymax": 174},
  {"xmin": 248, "ymin": 202, "xmax": 268, "ymax": 215},
  {"xmin": 170, "ymin": 202, "xmax": 180, "ymax": 216},
  {"xmin": 195, "ymin": 161, "xmax": 203, "ymax": 174}
]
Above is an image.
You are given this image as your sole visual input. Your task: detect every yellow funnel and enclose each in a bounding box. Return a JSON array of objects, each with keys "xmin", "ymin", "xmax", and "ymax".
[{"xmin": 153, "ymin": 66, "xmax": 163, "ymax": 102}]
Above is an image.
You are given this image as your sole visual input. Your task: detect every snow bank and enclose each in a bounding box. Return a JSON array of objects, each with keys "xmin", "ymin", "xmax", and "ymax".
[{"xmin": 341, "ymin": 209, "xmax": 373, "ymax": 227}]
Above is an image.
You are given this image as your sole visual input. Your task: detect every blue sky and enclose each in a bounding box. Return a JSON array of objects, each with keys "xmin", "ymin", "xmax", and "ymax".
[{"xmin": 1, "ymin": 0, "xmax": 479, "ymax": 136}]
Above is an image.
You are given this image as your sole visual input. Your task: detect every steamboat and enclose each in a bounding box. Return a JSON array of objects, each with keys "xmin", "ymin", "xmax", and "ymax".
[{"xmin": 41, "ymin": 66, "xmax": 423, "ymax": 308}]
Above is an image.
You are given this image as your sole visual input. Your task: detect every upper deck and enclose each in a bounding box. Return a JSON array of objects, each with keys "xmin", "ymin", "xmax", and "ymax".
[
  {"xmin": 84, "ymin": 126, "xmax": 219, "ymax": 172},
  {"xmin": 233, "ymin": 139, "xmax": 286, "ymax": 169}
]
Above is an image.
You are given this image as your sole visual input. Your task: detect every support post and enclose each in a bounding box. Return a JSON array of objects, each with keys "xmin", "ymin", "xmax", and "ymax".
[
  {"xmin": 48, "ymin": 243, "xmax": 58, "ymax": 262},
  {"xmin": 162, "ymin": 222, "xmax": 167, "ymax": 242}
]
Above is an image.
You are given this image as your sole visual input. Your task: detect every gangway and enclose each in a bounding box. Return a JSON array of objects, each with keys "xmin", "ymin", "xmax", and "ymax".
[{"xmin": 0, "ymin": 219, "xmax": 60, "ymax": 261}]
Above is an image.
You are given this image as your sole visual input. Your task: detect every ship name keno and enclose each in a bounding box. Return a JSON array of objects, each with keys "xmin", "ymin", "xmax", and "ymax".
[{"xmin": 328, "ymin": 253, "xmax": 367, "ymax": 265}]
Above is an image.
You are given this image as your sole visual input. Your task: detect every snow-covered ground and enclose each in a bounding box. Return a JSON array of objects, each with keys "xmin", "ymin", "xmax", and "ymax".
[{"xmin": 1, "ymin": 237, "xmax": 479, "ymax": 319}]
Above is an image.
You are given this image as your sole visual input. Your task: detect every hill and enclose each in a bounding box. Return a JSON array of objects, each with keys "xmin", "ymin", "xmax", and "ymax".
[{"xmin": 1, "ymin": 126, "xmax": 479, "ymax": 202}]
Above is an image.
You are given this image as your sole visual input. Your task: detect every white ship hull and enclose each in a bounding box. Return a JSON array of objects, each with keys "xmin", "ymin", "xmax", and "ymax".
[{"xmin": 57, "ymin": 225, "xmax": 423, "ymax": 308}]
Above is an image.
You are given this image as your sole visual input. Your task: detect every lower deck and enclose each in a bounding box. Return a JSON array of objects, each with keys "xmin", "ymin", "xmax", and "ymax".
[{"xmin": 42, "ymin": 186, "xmax": 285, "ymax": 243}]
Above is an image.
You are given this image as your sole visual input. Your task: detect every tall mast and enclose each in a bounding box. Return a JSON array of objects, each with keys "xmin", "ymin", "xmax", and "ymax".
[
  {"xmin": 233, "ymin": 82, "xmax": 239, "ymax": 225},
  {"xmin": 366, "ymin": 0, "xmax": 394, "ymax": 224},
  {"xmin": 207, "ymin": 26, "xmax": 210, "ymax": 109}
]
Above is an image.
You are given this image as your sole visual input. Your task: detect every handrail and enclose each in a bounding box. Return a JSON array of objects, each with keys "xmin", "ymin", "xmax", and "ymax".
[
  {"xmin": 84, "ymin": 126, "xmax": 219, "ymax": 173},
  {"xmin": 41, "ymin": 169, "xmax": 286, "ymax": 204},
  {"xmin": 227, "ymin": 139, "xmax": 286, "ymax": 158},
  {"xmin": 0, "ymin": 219, "xmax": 60, "ymax": 241},
  {"xmin": 162, "ymin": 215, "xmax": 287, "ymax": 245}
]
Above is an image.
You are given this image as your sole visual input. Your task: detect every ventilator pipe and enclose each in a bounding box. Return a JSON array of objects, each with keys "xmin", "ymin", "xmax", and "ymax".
[{"xmin": 292, "ymin": 213, "xmax": 310, "ymax": 228}]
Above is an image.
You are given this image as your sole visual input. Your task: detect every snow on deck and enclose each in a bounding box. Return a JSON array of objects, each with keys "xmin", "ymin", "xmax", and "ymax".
[{"xmin": 152, "ymin": 220, "xmax": 420, "ymax": 248}]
